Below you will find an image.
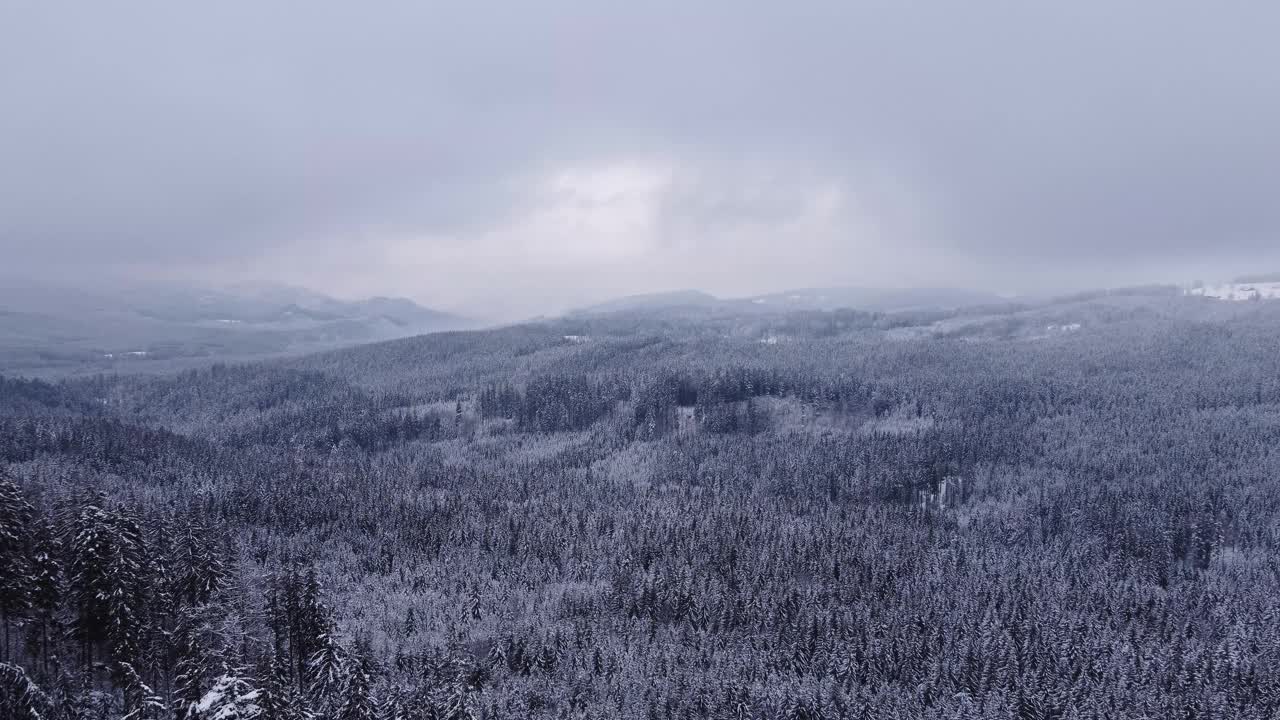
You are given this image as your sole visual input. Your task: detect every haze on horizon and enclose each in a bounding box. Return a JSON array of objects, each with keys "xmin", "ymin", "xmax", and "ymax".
[{"xmin": 2, "ymin": 2, "xmax": 1278, "ymax": 320}]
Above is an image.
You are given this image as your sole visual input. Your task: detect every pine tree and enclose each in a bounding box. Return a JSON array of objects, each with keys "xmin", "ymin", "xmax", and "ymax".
[
  {"xmin": 63, "ymin": 505, "xmax": 149, "ymax": 668},
  {"xmin": 144, "ymin": 514, "xmax": 179, "ymax": 703},
  {"xmin": 257, "ymin": 649, "xmax": 312, "ymax": 720},
  {"xmin": 272, "ymin": 567, "xmax": 334, "ymax": 688},
  {"xmin": 431, "ymin": 674, "xmax": 477, "ymax": 720},
  {"xmin": 335, "ymin": 650, "xmax": 378, "ymax": 720},
  {"xmin": 66, "ymin": 497, "xmax": 116, "ymax": 672},
  {"xmin": 174, "ymin": 603, "xmax": 230, "ymax": 717},
  {"xmin": 265, "ymin": 577, "xmax": 294, "ymax": 685},
  {"xmin": 118, "ymin": 660, "xmax": 165, "ymax": 720},
  {"xmin": 148, "ymin": 514, "xmax": 178, "ymax": 616},
  {"xmin": 0, "ymin": 662, "xmax": 53, "ymax": 720},
  {"xmin": 378, "ymin": 690, "xmax": 408, "ymax": 720},
  {"xmin": 24, "ymin": 519, "xmax": 63, "ymax": 676},
  {"xmin": 308, "ymin": 633, "xmax": 348, "ymax": 712},
  {"xmin": 0, "ymin": 475, "xmax": 33, "ymax": 663},
  {"xmin": 173, "ymin": 517, "xmax": 231, "ymax": 608},
  {"xmin": 105, "ymin": 503, "xmax": 152, "ymax": 676}
]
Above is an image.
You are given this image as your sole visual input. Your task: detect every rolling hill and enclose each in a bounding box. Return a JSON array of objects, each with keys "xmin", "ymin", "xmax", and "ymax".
[{"xmin": 0, "ymin": 281, "xmax": 471, "ymax": 376}]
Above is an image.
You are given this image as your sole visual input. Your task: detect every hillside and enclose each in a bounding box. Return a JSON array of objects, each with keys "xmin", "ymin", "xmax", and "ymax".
[{"xmin": 3, "ymin": 287, "xmax": 1278, "ymax": 717}]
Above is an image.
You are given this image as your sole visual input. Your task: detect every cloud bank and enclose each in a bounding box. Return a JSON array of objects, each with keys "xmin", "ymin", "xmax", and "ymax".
[{"xmin": 3, "ymin": 2, "xmax": 1277, "ymax": 317}]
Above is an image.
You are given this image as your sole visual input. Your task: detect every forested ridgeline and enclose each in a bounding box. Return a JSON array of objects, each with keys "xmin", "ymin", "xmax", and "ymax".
[{"xmin": 2, "ymin": 296, "xmax": 1280, "ymax": 718}]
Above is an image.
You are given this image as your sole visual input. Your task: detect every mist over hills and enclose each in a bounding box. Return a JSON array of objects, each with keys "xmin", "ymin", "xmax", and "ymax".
[
  {"xmin": 569, "ymin": 290, "xmax": 723, "ymax": 316},
  {"xmin": 0, "ymin": 281, "xmax": 470, "ymax": 376},
  {"xmin": 1, "ymin": 272, "xmax": 1274, "ymax": 379},
  {"xmin": 0, "ymin": 281, "xmax": 1018, "ymax": 378},
  {"xmin": 737, "ymin": 286, "xmax": 1009, "ymax": 312},
  {"xmin": 569, "ymin": 286, "xmax": 1009, "ymax": 316}
]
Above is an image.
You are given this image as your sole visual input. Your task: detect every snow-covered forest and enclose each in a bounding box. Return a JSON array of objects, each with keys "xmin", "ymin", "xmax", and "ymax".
[{"xmin": 2, "ymin": 289, "xmax": 1279, "ymax": 718}]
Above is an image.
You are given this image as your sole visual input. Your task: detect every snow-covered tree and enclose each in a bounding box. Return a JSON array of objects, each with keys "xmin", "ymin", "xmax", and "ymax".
[
  {"xmin": 172, "ymin": 519, "xmax": 230, "ymax": 607},
  {"xmin": 23, "ymin": 519, "xmax": 63, "ymax": 673},
  {"xmin": 0, "ymin": 476, "xmax": 33, "ymax": 662},
  {"xmin": 334, "ymin": 651, "xmax": 377, "ymax": 720},
  {"xmin": 118, "ymin": 660, "xmax": 165, "ymax": 720},
  {"xmin": 66, "ymin": 498, "xmax": 117, "ymax": 670},
  {"xmin": 377, "ymin": 691, "xmax": 408, "ymax": 720},
  {"xmin": 256, "ymin": 649, "xmax": 312, "ymax": 720},
  {"xmin": 0, "ymin": 662, "xmax": 52, "ymax": 720},
  {"xmin": 188, "ymin": 673, "xmax": 263, "ymax": 720},
  {"xmin": 173, "ymin": 603, "xmax": 230, "ymax": 716},
  {"xmin": 307, "ymin": 634, "xmax": 347, "ymax": 712}
]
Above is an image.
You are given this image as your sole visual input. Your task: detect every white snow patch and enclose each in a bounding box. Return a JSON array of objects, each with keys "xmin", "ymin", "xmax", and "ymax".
[
  {"xmin": 1046, "ymin": 323, "xmax": 1082, "ymax": 333},
  {"xmin": 192, "ymin": 675, "xmax": 262, "ymax": 719},
  {"xmin": 1190, "ymin": 282, "xmax": 1280, "ymax": 301}
]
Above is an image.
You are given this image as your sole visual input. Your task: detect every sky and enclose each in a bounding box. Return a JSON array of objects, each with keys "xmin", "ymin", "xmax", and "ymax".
[{"xmin": 2, "ymin": 1, "xmax": 1278, "ymax": 319}]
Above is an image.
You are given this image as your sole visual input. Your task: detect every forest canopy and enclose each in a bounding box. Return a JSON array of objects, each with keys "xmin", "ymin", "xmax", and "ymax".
[{"xmin": 2, "ymin": 292, "xmax": 1279, "ymax": 719}]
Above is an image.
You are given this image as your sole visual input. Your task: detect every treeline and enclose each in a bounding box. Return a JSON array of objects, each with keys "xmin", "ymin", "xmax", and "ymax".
[
  {"xmin": 478, "ymin": 374, "xmax": 631, "ymax": 433},
  {"xmin": 0, "ymin": 416, "xmax": 208, "ymax": 468},
  {"xmin": 478, "ymin": 366, "xmax": 890, "ymax": 441},
  {"xmin": 0, "ymin": 376, "xmax": 101, "ymax": 418}
]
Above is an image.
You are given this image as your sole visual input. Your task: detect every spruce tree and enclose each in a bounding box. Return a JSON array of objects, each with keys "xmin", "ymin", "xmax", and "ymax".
[
  {"xmin": 23, "ymin": 519, "xmax": 63, "ymax": 677},
  {"xmin": 173, "ymin": 518, "xmax": 230, "ymax": 607},
  {"xmin": 118, "ymin": 660, "xmax": 165, "ymax": 720},
  {"xmin": 307, "ymin": 634, "xmax": 347, "ymax": 713},
  {"xmin": 0, "ymin": 662, "xmax": 53, "ymax": 720},
  {"xmin": 0, "ymin": 475, "xmax": 33, "ymax": 663},
  {"xmin": 105, "ymin": 503, "xmax": 151, "ymax": 679},
  {"xmin": 173, "ymin": 603, "xmax": 230, "ymax": 718},
  {"xmin": 257, "ymin": 649, "xmax": 311, "ymax": 720},
  {"xmin": 335, "ymin": 650, "xmax": 378, "ymax": 720},
  {"xmin": 66, "ymin": 497, "xmax": 116, "ymax": 672}
]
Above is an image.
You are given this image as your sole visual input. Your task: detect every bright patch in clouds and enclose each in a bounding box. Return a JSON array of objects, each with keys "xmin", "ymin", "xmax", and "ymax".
[
  {"xmin": 517, "ymin": 161, "xmax": 673, "ymax": 263},
  {"xmin": 405, "ymin": 160, "xmax": 882, "ymax": 315},
  {"xmin": 249, "ymin": 155, "xmax": 937, "ymax": 320}
]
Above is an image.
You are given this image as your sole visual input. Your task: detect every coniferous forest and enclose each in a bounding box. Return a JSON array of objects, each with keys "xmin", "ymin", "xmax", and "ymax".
[{"xmin": 2, "ymin": 291, "xmax": 1280, "ymax": 719}]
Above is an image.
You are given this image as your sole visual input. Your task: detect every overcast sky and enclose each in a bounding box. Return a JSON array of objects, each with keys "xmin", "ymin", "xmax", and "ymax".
[{"xmin": 2, "ymin": 2, "xmax": 1278, "ymax": 318}]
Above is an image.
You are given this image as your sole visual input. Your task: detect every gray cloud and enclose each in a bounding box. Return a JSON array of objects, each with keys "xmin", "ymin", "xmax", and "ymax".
[{"xmin": 2, "ymin": 1, "xmax": 1278, "ymax": 316}]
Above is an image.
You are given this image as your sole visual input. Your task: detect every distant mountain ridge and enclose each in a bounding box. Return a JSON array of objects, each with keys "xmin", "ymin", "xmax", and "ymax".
[
  {"xmin": 571, "ymin": 290, "xmax": 721, "ymax": 315},
  {"xmin": 113, "ymin": 284, "xmax": 464, "ymax": 329},
  {"xmin": 569, "ymin": 286, "xmax": 1009, "ymax": 317},
  {"xmin": 1231, "ymin": 271, "xmax": 1280, "ymax": 284},
  {"xmin": 737, "ymin": 286, "xmax": 1008, "ymax": 312},
  {"xmin": 0, "ymin": 282, "xmax": 470, "ymax": 376}
]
